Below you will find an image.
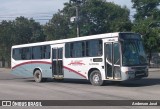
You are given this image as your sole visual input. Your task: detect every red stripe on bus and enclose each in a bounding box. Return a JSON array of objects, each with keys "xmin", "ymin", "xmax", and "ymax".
[
  {"xmin": 63, "ymin": 66, "xmax": 86, "ymax": 79},
  {"xmin": 12, "ymin": 61, "xmax": 51, "ymax": 69},
  {"xmin": 12, "ymin": 61, "xmax": 86, "ymax": 79}
]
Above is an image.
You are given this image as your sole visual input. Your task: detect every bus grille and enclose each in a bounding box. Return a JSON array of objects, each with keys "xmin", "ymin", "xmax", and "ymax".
[{"xmin": 135, "ymin": 70, "xmax": 145, "ymax": 78}]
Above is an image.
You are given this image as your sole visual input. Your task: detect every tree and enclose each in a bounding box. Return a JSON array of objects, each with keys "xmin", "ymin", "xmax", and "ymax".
[
  {"xmin": 44, "ymin": 0, "xmax": 132, "ymax": 39},
  {"xmin": 0, "ymin": 17, "xmax": 46, "ymax": 67},
  {"xmin": 132, "ymin": 0, "xmax": 160, "ymax": 20},
  {"xmin": 79, "ymin": 0, "xmax": 132, "ymax": 35},
  {"xmin": 0, "ymin": 20, "xmax": 15, "ymax": 67},
  {"xmin": 13, "ymin": 17, "xmax": 46, "ymax": 44},
  {"xmin": 44, "ymin": 12, "xmax": 70, "ymax": 40},
  {"xmin": 132, "ymin": 19, "xmax": 160, "ymax": 63},
  {"xmin": 131, "ymin": 0, "xmax": 160, "ymax": 64}
]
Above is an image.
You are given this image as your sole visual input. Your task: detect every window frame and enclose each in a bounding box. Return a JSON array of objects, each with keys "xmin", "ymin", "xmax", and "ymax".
[
  {"xmin": 12, "ymin": 45, "xmax": 51, "ymax": 60},
  {"xmin": 65, "ymin": 39, "xmax": 103, "ymax": 58}
]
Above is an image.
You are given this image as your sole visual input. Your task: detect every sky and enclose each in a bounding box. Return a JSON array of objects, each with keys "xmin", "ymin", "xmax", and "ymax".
[{"xmin": 0, "ymin": 0, "xmax": 134, "ymax": 24}]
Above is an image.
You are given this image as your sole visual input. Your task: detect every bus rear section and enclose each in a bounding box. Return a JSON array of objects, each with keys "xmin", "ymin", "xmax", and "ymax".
[{"xmin": 11, "ymin": 45, "xmax": 52, "ymax": 81}]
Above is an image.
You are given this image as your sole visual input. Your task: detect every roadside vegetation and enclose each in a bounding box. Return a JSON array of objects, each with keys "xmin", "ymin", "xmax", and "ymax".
[{"xmin": 0, "ymin": 0, "xmax": 160, "ymax": 66}]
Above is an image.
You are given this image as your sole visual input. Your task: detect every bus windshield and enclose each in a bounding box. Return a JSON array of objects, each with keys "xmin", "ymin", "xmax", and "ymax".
[{"xmin": 120, "ymin": 33, "xmax": 147, "ymax": 66}]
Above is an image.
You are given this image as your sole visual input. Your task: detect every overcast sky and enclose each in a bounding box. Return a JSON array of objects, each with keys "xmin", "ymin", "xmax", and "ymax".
[{"xmin": 0, "ymin": 0, "xmax": 134, "ymax": 24}]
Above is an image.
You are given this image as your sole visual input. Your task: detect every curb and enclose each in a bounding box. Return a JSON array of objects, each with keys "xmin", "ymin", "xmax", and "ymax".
[{"xmin": 149, "ymin": 68, "xmax": 160, "ymax": 72}]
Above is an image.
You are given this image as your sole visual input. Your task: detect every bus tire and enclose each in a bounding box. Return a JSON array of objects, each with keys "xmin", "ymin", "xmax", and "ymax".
[
  {"xmin": 89, "ymin": 70, "xmax": 104, "ymax": 86},
  {"xmin": 34, "ymin": 70, "xmax": 43, "ymax": 83}
]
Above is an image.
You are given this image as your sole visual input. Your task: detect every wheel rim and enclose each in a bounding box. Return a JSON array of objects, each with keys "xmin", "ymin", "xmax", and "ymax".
[
  {"xmin": 93, "ymin": 73, "xmax": 100, "ymax": 84},
  {"xmin": 35, "ymin": 73, "xmax": 40, "ymax": 79}
]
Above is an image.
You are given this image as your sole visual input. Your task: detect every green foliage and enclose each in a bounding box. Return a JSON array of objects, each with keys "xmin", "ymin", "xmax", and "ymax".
[
  {"xmin": 44, "ymin": 0, "xmax": 132, "ymax": 39},
  {"xmin": 1, "ymin": 0, "xmax": 160, "ymax": 67},
  {"xmin": 44, "ymin": 12, "xmax": 70, "ymax": 40},
  {"xmin": 13, "ymin": 17, "xmax": 46, "ymax": 44},
  {"xmin": 132, "ymin": 0, "xmax": 160, "ymax": 20},
  {"xmin": 131, "ymin": 0, "xmax": 160, "ymax": 63},
  {"xmin": 0, "ymin": 20, "xmax": 15, "ymax": 64},
  {"xmin": 0, "ymin": 17, "xmax": 45, "ymax": 65},
  {"xmin": 80, "ymin": 0, "xmax": 131, "ymax": 35},
  {"xmin": 132, "ymin": 18, "xmax": 160, "ymax": 52}
]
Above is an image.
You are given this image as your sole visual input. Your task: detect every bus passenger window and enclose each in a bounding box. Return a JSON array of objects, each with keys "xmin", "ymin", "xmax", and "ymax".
[
  {"xmin": 12, "ymin": 48, "xmax": 21, "ymax": 60},
  {"xmin": 70, "ymin": 43, "xmax": 73, "ymax": 57},
  {"xmin": 82, "ymin": 42, "xmax": 85, "ymax": 56},
  {"xmin": 65, "ymin": 43, "xmax": 71, "ymax": 58},
  {"xmin": 86, "ymin": 40, "xmax": 102, "ymax": 57},
  {"xmin": 45, "ymin": 45, "xmax": 50, "ymax": 59},
  {"xmin": 72, "ymin": 42, "xmax": 84, "ymax": 57},
  {"xmin": 21, "ymin": 47, "xmax": 31, "ymax": 60},
  {"xmin": 41, "ymin": 45, "xmax": 50, "ymax": 59},
  {"xmin": 32, "ymin": 46, "xmax": 41, "ymax": 59}
]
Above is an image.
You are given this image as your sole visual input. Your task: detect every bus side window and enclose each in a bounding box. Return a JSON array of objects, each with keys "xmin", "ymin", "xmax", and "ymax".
[
  {"xmin": 82, "ymin": 42, "xmax": 85, "ymax": 57},
  {"xmin": 98, "ymin": 40, "xmax": 102, "ymax": 56},
  {"xmin": 32, "ymin": 46, "xmax": 41, "ymax": 59},
  {"xmin": 21, "ymin": 48, "xmax": 25, "ymax": 60},
  {"xmin": 20, "ymin": 47, "xmax": 31, "ymax": 60},
  {"xmin": 12, "ymin": 48, "xmax": 21, "ymax": 60},
  {"xmin": 70, "ymin": 43, "xmax": 73, "ymax": 58},
  {"xmin": 26, "ymin": 47, "xmax": 31, "ymax": 60},
  {"xmin": 13, "ymin": 49, "xmax": 15, "ymax": 56},
  {"xmin": 40, "ymin": 45, "xmax": 50, "ymax": 59},
  {"xmin": 86, "ymin": 39, "xmax": 102, "ymax": 57},
  {"xmin": 32, "ymin": 53, "xmax": 34, "ymax": 59},
  {"xmin": 65, "ymin": 43, "xmax": 70, "ymax": 58},
  {"xmin": 40, "ymin": 46, "xmax": 43, "ymax": 59},
  {"xmin": 86, "ymin": 41, "xmax": 89, "ymax": 56},
  {"xmin": 65, "ymin": 40, "xmax": 102, "ymax": 58},
  {"xmin": 45, "ymin": 45, "xmax": 50, "ymax": 59}
]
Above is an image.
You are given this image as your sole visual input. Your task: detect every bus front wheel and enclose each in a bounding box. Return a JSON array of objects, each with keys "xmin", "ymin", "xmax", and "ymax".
[
  {"xmin": 34, "ymin": 70, "xmax": 46, "ymax": 83},
  {"xmin": 89, "ymin": 70, "xmax": 104, "ymax": 86}
]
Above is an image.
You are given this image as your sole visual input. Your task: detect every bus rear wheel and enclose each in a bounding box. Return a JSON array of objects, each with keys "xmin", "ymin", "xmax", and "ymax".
[
  {"xmin": 89, "ymin": 70, "xmax": 104, "ymax": 86},
  {"xmin": 34, "ymin": 70, "xmax": 46, "ymax": 83}
]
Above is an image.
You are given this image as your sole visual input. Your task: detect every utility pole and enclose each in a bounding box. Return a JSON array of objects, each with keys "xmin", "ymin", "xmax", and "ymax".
[
  {"xmin": 70, "ymin": 0, "xmax": 83, "ymax": 37},
  {"xmin": 76, "ymin": 4, "xmax": 80, "ymax": 37}
]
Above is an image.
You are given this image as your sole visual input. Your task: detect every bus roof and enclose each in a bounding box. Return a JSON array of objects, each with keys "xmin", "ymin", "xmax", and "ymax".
[{"xmin": 12, "ymin": 32, "xmax": 125, "ymax": 48}]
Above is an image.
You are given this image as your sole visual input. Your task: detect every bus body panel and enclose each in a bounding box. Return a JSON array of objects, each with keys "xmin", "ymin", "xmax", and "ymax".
[
  {"xmin": 121, "ymin": 66, "xmax": 148, "ymax": 81},
  {"xmin": 63, "ymin": 68, "xmax": 86, "ymax": 79},
  {"xmin": 11, "ymin": 60, "xmax": 33, "ymax": 77},
  {"xmin": 63, "ymin": 56, "xmax": 104, "ymax": 79},
  {"xmin": 11, "ymin": 59, "xmax": 52, "ymax": 78}
]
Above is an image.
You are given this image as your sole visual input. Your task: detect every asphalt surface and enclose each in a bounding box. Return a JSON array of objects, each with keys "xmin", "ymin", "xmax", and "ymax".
[{"xmin": 0, "ymin": 68, "xmax": 160, "ymax": 109}]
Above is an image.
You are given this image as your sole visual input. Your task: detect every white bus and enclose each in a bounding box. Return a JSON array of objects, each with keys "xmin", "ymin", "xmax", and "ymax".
[{"xmin": 11, "ymin": 32, "xmax": 148, "ymax": 86}]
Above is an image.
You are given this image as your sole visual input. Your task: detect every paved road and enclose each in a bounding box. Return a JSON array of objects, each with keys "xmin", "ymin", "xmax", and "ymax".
[{"xmin": 0, "ymin": 68, "xmax": 160, "ymax": 109}]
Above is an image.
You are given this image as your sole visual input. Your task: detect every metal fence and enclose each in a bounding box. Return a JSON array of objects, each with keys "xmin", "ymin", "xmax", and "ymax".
[
  {"xmin": 149, "ymin": 53, "xmax": 160, "ymax": 68},
  {"xmin": 0, "ymin": 61, "xmax": 9, "ymax": 68}
]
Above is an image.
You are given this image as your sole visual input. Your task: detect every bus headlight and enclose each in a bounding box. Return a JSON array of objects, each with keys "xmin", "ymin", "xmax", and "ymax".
[
  {"xmin": 125, "ymin": 71, "xmax": 135, "ymax": 79},
  {"xmin": 145, "ymin": 68, "xmax": 149, "ymax": 77},
  {"xmin": 125, "ymin": 71, "xmax": 135, "ymax": 74}
]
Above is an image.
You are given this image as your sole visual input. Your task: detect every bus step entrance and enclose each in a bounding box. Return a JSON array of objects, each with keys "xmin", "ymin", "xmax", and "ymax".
[{"xmin": 54, "ymin": 75, "xmax": 63, "ymax": 79}]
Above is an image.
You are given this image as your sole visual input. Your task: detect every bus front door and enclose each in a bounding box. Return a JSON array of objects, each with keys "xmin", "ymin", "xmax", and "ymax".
[
  {"xmin": 105, "ymin": 43, "xmax": 121, "ymax": 80},
  {"xmin": 52, "ymin": 46, "xmax": 63, "ymax": 79}
]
